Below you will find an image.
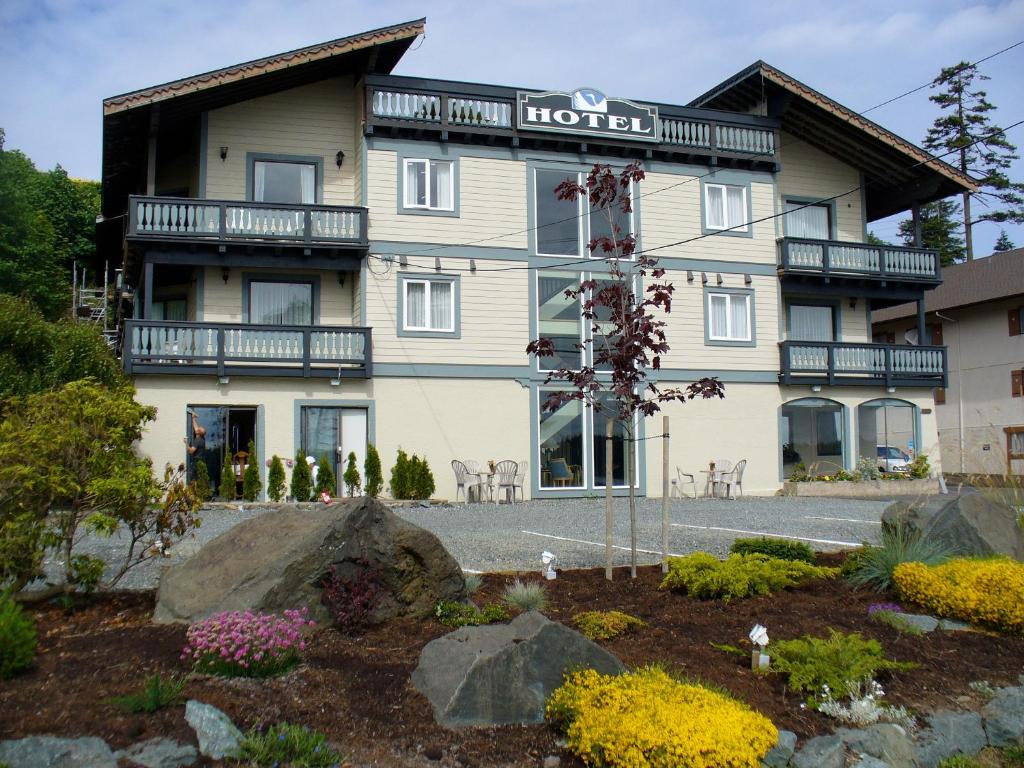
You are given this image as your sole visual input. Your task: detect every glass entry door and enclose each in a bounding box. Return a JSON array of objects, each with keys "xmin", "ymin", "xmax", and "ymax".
[
  {"xmin": 187, "ymin": 406, "xmax": 257, "ymax": 498},
  {"xmin": 301, "ymin": 407, "xmax": 368, "ymax": 494}
]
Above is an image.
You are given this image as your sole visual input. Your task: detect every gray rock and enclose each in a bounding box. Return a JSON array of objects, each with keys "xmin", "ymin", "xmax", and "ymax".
[
  {"xmin": 761, "ymin": 729, "xmax": 797, "ymax": 768},
  {"xmin": 411, "ymin": 611, "xmax": 625, "ymax": 727},
  {"xmin": 543, "ymin": 757, "xmax": 561, "ymax": 768},
  {"xmin": 850, "ymin": 756, "xmax": 891, "ymax": 768},
  {"xmin": 938, "ymin": 618, "xmax": 972, "ymax": 631},
  {"xmin": 791, "ymin": 734, "xmax": 843, "ymax": 768},
  {"xmin": 837, "ymin": 724, "xmax": 915, "ymax": 768},
  {"xmin": 982, "ymin": 685, "xmax": 1024, "ymax": 747},
  {"xmin": 184, "ymin": 700, "xmax": 242, "ymax": 760},
  {"xmin": 0, "ymin": 736, "xmax": 116, "ymax": 768},
  {"xmin": 897, "ymin": 613, "xmax": 939, "ymax": 633},
  {"xmin": 882, "ymin": 489, "xmax": 1024, "ymax": 560},
  {"xmin": 155, "ymin": 496, "xmax": 465, "ymax": 624},
  {"xmin": 914, "ymin": 711, "xmax": 987, "ymax": 768},
  {"xmin": 114, "ymin": 738, "xmax": 197, "ymax": 768}
]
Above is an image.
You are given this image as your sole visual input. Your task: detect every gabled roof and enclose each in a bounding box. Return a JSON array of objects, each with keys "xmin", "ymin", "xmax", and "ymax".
[
  {"xmin": 873, "ymin": 248, "xmax": 1024, "ymax": 322},
  {"xmin": 103, "ymin": 18, "xmax": 425, "ymax": 115},
  {"xmin": 690, "ymin": 61, "xmax": 978, "ymax": 221}
]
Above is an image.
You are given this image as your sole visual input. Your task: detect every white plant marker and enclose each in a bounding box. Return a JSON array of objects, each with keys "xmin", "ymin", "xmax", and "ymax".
[
  {"xmin": 749, "ymin": 623, "xmax": 770, "ymax": 670},
  {"xmin": 541, "ymin": 551, "xmax": 557, "ymax": 580}
]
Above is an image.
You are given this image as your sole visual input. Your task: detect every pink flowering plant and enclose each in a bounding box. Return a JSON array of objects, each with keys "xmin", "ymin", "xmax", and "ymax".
[{"xmin": 182, "ymin": 608, "xmax": 314, "ymax": 678}]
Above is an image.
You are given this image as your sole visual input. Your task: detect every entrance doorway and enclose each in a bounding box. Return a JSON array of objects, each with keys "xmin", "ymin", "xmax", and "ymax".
[
  {"xmin": 300, "ymin": 407, "xmax": 368, "ymax": 495},
  {"xmin": 188, "ymin": 406, "xmax": 258, "ymax": 498}
]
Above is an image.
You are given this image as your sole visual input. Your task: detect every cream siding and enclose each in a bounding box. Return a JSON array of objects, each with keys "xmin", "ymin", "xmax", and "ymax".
[{"xmin": 199, "ymin": 266, "xmax": 356, "ymax": 326}]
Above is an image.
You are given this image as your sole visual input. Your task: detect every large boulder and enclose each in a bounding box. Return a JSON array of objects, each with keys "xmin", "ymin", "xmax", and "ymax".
[
  {"xmin": 155, "ymin": 496, "xmax": 465, "ymax": 624},
  {"xmin": 411, "ymin": 611, "xmax": 625, "ymax": 727},
  {"xmin": 882, "ymin": 489, "xmax": 1024, "ymax": 560}
]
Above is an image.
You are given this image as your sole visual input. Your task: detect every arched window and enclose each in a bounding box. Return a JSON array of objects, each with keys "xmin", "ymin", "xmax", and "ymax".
[
  {"xmin": 857, "ymin": 398, "xmax": 918, "ymax": 474},
  {"xmin": 780, "ymin": 398, "xmax": 846, "ymax": 479}
]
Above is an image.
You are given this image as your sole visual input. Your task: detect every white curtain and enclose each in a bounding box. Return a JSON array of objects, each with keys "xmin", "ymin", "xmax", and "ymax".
[
  {"xmin": 406, "ymin": 282, "xmax": 426, "ymax": 327},
  {"xmin": 789, "ymin": 305, "xmax": 833, "ymax": 341},
  {"xmin": 710, "ymin": 294, "xmax": 728, "ymax": 337},
  {"xmin": 785, "ymin": 202, "xmax": 829, "ymax": 239},
  {"xmin": 706, "ymin": 185, "xmax": 725, "ymax": 228},
  {"xmin": 726, "ymin": 186, "xmax": 745, "ymax": 229},
  {"xmin": 432, "ymin": 161, "xmax": 452, "ymax": 209},
  {"xmin": 253, "ymin": 162, "xmax": 266, "ymax": 202},
  {"xmin": 300, "ymin": 165, "xmax": 315, "ymax": 204},
  {"xmin": 729, "ymin": 295, "xmax": 749, "ymax": 339},
  {"xmin": 250, "ymin": 282, "xmax": 312, "ymax": 325},
  {"xmin": 405, "ymin": 161, "xmax": 426, "ymax": 206},
  {"xmin": 430, "ymin": 281, "xmax": 452, "ymax": 329}
]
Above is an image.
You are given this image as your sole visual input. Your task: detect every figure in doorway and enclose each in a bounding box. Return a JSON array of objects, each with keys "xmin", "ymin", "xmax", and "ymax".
[{"xmin": 184, "ymin": 410, "xmax": 207, "ymax": 455}]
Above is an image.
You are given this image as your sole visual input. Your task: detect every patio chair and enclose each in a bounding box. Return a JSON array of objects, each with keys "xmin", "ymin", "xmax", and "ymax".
[
  {"xmin": 548, "ymin": 458, "xmax": 573, "ymax": 487},
  {"xmin": 464, "ymin": 459, "xmax": 481, "ymax": 473},
  {"xmin": 718, "ymin": 459, "xmax": 747, "ymax": 499},
  {"xmin": 671, "ymin": 467, "xmax": 697, "ymax": 499},
  {"xmin": 451, "ymin": 459, "xmax": 483, "ymax": 504},
  {"xmin": 512, "ymin": 460, "xmax": 528, "ymax": 502},
  {"xmin": 493, "ymin": 460, "xmax": 518, "ymax": 504}
]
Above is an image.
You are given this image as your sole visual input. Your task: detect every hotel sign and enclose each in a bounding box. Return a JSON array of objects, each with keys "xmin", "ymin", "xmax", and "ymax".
[{"xmin": 516, "ymin": 88, "xmax": 659, "ymax": 143}]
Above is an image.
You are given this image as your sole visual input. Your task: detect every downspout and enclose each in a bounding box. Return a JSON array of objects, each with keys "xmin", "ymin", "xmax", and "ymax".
[{"xmin": 936, "ymin": 311, "xmax": 963, "ymax": 474}]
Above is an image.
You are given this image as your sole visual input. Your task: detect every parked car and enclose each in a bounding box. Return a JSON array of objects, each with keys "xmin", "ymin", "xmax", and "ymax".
[{"xmin": 877, "ymin": 446, "xmax": 910, "ymax": 473}]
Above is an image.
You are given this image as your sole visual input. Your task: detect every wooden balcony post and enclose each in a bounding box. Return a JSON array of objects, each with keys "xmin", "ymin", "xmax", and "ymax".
[
  {"xmin": 363, "ymin": 329, "xmax": 373, "ymax": 378},
  {"xmin": 917, "ymin": 298, "xmax": 929, "ymax": 344},
  {"xmin": 216, "ymin": 328, "xmax": 226, "ymax": 377},
  {"xmin": 302, "ymin": 329, "xmax": 312, "ymax": 377},
  {"xmin": 826, "ymin": 344, "xmax": 835, "ymax": 387},
  {"xmin": 884, "ymin": 346, "xmax": 893, "ymax": 389}
]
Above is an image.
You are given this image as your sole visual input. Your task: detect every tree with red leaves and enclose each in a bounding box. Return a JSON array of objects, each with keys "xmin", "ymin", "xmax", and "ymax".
[{"xmin": 526, "ymin": 161, "xmax": 725, "ymax": 578}]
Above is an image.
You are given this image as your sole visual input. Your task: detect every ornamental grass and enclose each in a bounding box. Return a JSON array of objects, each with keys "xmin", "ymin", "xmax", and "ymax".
[
  {"xmin": 182, "ymin": 608, "xmax": 314, "ymax": 678},
  {"xmin": 659, "ymin": 552, "xmax": 837, "ymax": 602},
  {"xmin": 547, "ymin": 666, "xmax": 777, "ymax": 768},
  {"xmin": 893, "ymin": 557, "xmax": 1024, "ymax": 634},
  {"xmin": 572, "ymin": 610, "xmax": 646, "ymax": 642}
]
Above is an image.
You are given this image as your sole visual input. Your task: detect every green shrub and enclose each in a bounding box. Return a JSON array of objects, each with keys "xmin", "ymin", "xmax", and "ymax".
[
  {"xmin": 435, "ymin": 600, "xmax": 508, "ymax": 627},
  {"xmin": 463, "ymin": 573, "xmax": 483, "ymax": 594},
  {"xmin": 730, "ymin": 537, "xmax": 816, "ymax": 564},
  {"xmin": 389, "ymin": 448, "xmax": 411, "ymax": 499},
  {"xmin": 938, "ymin": 757, "xmax": 984, "ymax": 768},
  {"xmin": 242, "ymin": 440, "xmax": 261, "ymax": 501},
  {"xmin": 363, "ymin": 443, "xmax": 383, "ymax": 498},
  {"xmin": 572, "ymin": 610, "xmax": 646, "ymax": 641},
  {"xmin": 0, "ymin": 590, "xmax": 36, "ymax": 679},
  {"xmin": 846, "ymin": 523, "xmax": 957, "ymax": 592},
  {"xmin": 193, "ymin": 459, "xmax": 212, "ymax": 503},
  {"xmin": 770, "ymin": 629, "xmax": 916, "ymax": 698},
  {"xmin": 314, "ymin": 454, "xmax": 336, "ymax": 497},
  {"xmin": 908, "ymin": 454, "xmax": 931, "ymax": 479},
  {"xmin": 290, "ymin": 452, "xmax": 312, "ymax": 502},
  {"xmin": 239, "ymin": 722, "xmax": 344, "ymax": 768},
  {"xmin": 219, "ymin": 451, "xmax": 236, "ymax": 500},
  {"xmin": 267, "ymin": 455, "xmax": 286, "ymax": 503},
  {"xmin": 343, "ymin": 451, "xmax": 361, "ymax": 496},
  {"xmin": 389, "ymin": 449, "xmax": 435, "ymax": 499},
  {"xmin": 109, "ymin": 673, "xmax": 187, "ymax": 713},
  {"xmin": 502, "ymin": 579, "xmax": 548, "ymax": 612},
  {"xmin": 659, "ymin": 552, "xmax": 837, "ymax": 602},
  {"xmin": 412, "ymin": 455, "xmax": 435, "ymax": 499}
]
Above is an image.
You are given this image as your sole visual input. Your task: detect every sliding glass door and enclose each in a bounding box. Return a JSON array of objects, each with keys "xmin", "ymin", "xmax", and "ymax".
[{"xmin": 301, "ymin": 407, "xmax": 368, "ymax": 495}]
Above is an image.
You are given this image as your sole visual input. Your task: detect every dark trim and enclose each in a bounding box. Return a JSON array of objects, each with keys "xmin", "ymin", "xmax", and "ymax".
[
  {"xmin": 198, "ymin": 112, "xmax": 209, "ymax": 198},
  {"xmin": 143, "ymin": 249, "xmax": 363, "ymax": 271},
  {"xmin": 778, "ymin": 340, "xmax": 947, "ymax": 388}
]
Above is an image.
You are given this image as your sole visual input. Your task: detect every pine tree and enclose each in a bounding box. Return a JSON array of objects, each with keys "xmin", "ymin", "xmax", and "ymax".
[
  {"xmin": 219, "ymin": 451, "xmax": 236, "ymax": 500},
  {"xmin": 343, "ymin": 451, "xmax": 361, "ymax": 496},
  {"xmin": 267, "ymin": 454, "xmax": 286, "ymax": 502},
  {"xmin": 315, "ymin": 454, "xmax": 336, "ymax": 497},
  {"xmin": 194, "ymin": 458, "xmax": 212, "ymax": 502},
  {"xmin": 363, "ymin": 443, "xmax": 383, "ymax": 498},
  {"xmin": 898, "ymin": 199, "xmax": 966, "ymax": 266},
  {"xmin": 414, "ymin": 455, "xmax": 435, "ymax": 500},
  {"xmin": 242, "ymin": 439, "xmax": 261, "ymax": 501},
  {"xmin": 865, "ymin": 231, "xmax": 890, "ymax": 246},
  {"xmin": 290, "ymin": 451, "xmax": 312, "ymax": 502},
  {"xmin": 994, "ymin": 229, "xmax": 1016, "ymax": 252},
  {"xmin": 922, "ymin": 61, "xmax": 1024, "ymax": 260},
  {"xmin": 390, "ymin": 448, "xmax": 410, "ymax": 499}
]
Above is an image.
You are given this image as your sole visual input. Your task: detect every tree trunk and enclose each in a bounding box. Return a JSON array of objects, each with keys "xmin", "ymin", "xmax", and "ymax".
[
  {"xmin": 962, "ymin": 186, "xmax": 973, "ymax": 261},
  {"xmin": 628, "ymin": 432, "xmax": 637, "ymax": 579},
  {"xmin": 605, "ymin": 419, "xmax": 614, "ymax": 581}
]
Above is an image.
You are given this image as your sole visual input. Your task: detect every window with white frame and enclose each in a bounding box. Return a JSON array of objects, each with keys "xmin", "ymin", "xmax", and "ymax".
[
  {"xmin": 707, "ymin": 292, "xmax": 752, "ymax": 342},
  {"xmin": 704, "ymin": 183, "xmax": 748, "ymax": 232},
  {"xmin": 402, "ymin": 278, "xmax": 454, "ymax": 332},
  {"xmin": 403, "ymin": 159, "xmax": 454, "ymax": 211}
]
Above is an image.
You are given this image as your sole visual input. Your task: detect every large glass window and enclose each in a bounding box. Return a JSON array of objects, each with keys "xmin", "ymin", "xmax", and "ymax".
[
  {"xmin": 592, "ymin": 395, "xmax": 637, "ymax": 488},
  {"xmin": 404, "ymin": 159, "xmax": 453, "ymax": 211},
  {"xmin": 535, "ymin": 169, "xmax": 580, "ymax": 255},
  {"xmin": 857, "ymin": 399, "xmax": 917, "ymax": 473},
  {"xmin": 253, "ymin": 160, "xmax": 315, "ymax": 205},
  {"xmin": 785, "ymin": 201, "xmax": 830, "ymax": 240},
  {"xmin": 539, "ymin": 393, "xmax": 584, "ymax": 489},
  {"xmin": 537, "ymin": 271, "xmax": 581, "ymax": 370},
  {"xmin": 780, "ymin": 398, "xmax": 846, "ymax": 478},
  {"xmin": 403, "ymin": 278, "xmax": 454, "ymax": 332},
  {"xmin": 589, "ymin": 196, "xmax": 632, "ymax": 255},
  {"xmin": 152, "ymin": 298, "xmax": 187, "ymax": 321},
  {"xmin": 705, "ymin": 183, "xmax": 747, "ymax": 231},
  {"xmin": 788, "ymin": 304, "xmax": 835, "ymax": 342},
  {"xmin": 249, "ymin": 281, "xmax": 313, "ymax": 325},
  {"xmin": 708, "ymin": 292, "xmax": 752, "ymax": 341}
]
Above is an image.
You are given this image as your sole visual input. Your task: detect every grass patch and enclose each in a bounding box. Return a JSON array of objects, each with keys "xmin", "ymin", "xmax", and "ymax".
[
  {"xmin": 846, "ymin": 523, "xmax": 957, "ymax": 592},
  {"xmin": 463, "ymin": 573, "xmax": 483, "ymax": 594},
  {"xmin": 572, "ymin": 611, "xmax": 646, "ymax": 641},
  {"xmin": 434, "ymin": 600, "xmax": 508, "ymax": 628},
  {"xmin": 109, "ymin": 673, "xmax": 187, "ymax": 713},
  {"xmin": 239, "ymin": 722, "xmax": 344, "ymax": 767},
  {"xmin": 868, "ymin": 609, "xmax": 925, "ymax": 636},
  {"xmin": 502, "ymin": 579, "xmax": 549, "ymax": 612}
]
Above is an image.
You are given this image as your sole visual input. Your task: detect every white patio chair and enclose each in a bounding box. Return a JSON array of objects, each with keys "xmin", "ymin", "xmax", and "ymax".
[
  {"xmin": 493, "ymin": 459, "xmax": 518, "ymax": 505},
  {"xmin": 710, "ymin": 458, "xmax": 733, "ymax": 498},
  {"xmin": 512, "ymin": 460, "xmax": 528, "ymax": 502},
  {"xmin": 671, "ymin": 467, "xmax": 697, "ymax": 499},
  {"xmin": 719, "ymin": 459, "xmax": 747, "ymax": 499},
  {"xmin": 451, "ymin": 460, "xmax": 483, "ymax": 504},
  {"xmin": 465, "ymin": 459, "xmax": 481, "ymax": 473}
]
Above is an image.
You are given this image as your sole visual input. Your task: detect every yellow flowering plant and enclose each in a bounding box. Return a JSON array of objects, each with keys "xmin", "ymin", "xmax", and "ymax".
[{"xmin": 572, "ymin": 611, "xmax": 646, "ymax": 642}]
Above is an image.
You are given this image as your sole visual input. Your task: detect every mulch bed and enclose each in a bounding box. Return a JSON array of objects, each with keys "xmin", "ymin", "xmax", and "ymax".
[{"xmin": 3, "ymin": 555, "xmax": 1024, "ymax": 767}]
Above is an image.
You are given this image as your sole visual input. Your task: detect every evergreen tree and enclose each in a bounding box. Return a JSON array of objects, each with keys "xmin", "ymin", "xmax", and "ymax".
[
  {"xmin": 994, "ymin": 229, "xmax": 1016, "ymax": 252},
  {"xmin": 389, "ymin": 448, "xmax": 410, "ymax": 499},
  {"xmin": 315, "ymin": 454, "xmax": 336, "ymax": 497},
  {"xmin": 343, "ymin": 451, "xmax": 361, "ymax": 496},
  {"xmin": 219, "ymin": 451, "xmax": 236, "ymax": 499},
  {"xmin": 194, "ymin": 459, "xmax": 212, "ymax": 502},
  {"xmin": 922, "ymin": 61, "xmax": 1024, "ymax": 260},
  {"xmin": 898, "ymin": 199, "xmax": 966, "ymax": 266},
  {"xmin": 363, "ymin": 443, "xmax": 383, "ymax": 498},
  {"xmin": 865, "ymin": 231, "xmax": 890, "ymax": 246},
  {"xmin": 242, "ymin": 439, "xmax": 261, "ymax": 501},
  {"xmin": 414, "ymin": 455, "xmax": 435, "ymax": 500},
  {"xmin": 267, "ymin": 454, "xmax": 286, "ymax": 502},
  {"xmin": 290, "ymin": 451, "xmax": 312, "ymax": 502}
]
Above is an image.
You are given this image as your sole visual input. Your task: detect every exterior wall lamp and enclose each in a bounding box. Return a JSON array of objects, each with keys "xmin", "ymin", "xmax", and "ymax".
[
  {"xmin": 221, "ymin": 266, "xmax": 230, "ymax": 284},
  {"xmin": 219, "ymin": 146, "xmax": 228, "ymax": 161},
  {"xmin": 335, "ymin": 150, "xmax": 345, "ymax": 168}
]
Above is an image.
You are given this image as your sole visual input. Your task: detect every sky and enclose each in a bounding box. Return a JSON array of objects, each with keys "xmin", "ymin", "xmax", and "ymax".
[{"xmin": 1, "ymin": 0, "xmax": 1022, "ymax": 256}]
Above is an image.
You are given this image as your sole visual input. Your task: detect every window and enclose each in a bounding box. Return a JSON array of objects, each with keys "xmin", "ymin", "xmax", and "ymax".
[
  {"xmin": 536, "ymin": 271, "xmax": 581, "ymax": 370},
  {"xmin": 1009, "ymin": 307, "xmax": 1023, "ymax": 336},
  {"xmin": 785, "ymin": 201, "xmax": 830, "ymax": 240},
  {"xmin": 1013, "ymin": 370, "xmax": 1024, "ymax": 398},
  {"xmin": 402, "ymin": 278, "xmax": 455, "ymax": 333},
  {"xmin": 253, "ymin": 160, "xmax": 316, "ymax": 205},
  {"xmin": 152, "ymin": 298, "xmax": 187, "ymax": 322},
  {"xmin": 249, "ymin": 281, "xmax": 313, "ymax": 325},
  {"xmin": 538, "ymin": 392, "xmax": 584, "ymax": 490},
  {"xmin": 788, "ymin": 304, "xmax": 835, "ymax": 342},
  {"xmin": 934, "ymin": 388, "xmax": 947, "ymax": 405},
  {"xmin": 704, "ymin": 183, "xmax": 747, "ymax": 232},
  {"xmin": 707, "ymin": 291, "xmax": 752, "ymax": 343},
  {"xmin": 534, "ymin": 167, "xmax": 633, "ymax": 258},
  {"xmin": 403, "ymin": 159, "xmax": 453, "ymax": 211},
  {"xmin": 780, "ymin": 398, "xmax": 846, "ymax": 478},
  {"xmin": 1007, "ymin": 427, "xmax": 1024, "ymax": 469}
]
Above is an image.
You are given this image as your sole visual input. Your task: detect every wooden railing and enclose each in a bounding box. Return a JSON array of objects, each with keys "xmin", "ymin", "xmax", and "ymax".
[
  {"xmin": 128, "ymin": 196, "xmax": 368, "ymax": 247},
  {"xmin": 123, "ymin": 320, "xmax": 372, "ymax": 378},
  {"xmin": 779, "ymin": 341, "xmax": 947, "ymax": 387},
  {"xmin": 779, "ymin": 238, "xmax": 940, "ymax": 282}
]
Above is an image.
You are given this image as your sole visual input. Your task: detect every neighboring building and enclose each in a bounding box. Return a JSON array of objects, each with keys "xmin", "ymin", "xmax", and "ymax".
[
  {"xmin": 873, "ymin": 249, "xmax": 1024, "ymax": 477},
  {"xmin": 97, "ymin": 20, "xmax": 975, "ymax": 500}
]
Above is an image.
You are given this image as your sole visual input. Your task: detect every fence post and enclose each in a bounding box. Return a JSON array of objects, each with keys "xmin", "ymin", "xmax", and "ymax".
[
  {"xmin": 662, "ymin": 414, "xmax": 670, "ymax": 574},
  {"xmin": 605, "ymin": 420, "xmax": 614, "ymax": 581}
]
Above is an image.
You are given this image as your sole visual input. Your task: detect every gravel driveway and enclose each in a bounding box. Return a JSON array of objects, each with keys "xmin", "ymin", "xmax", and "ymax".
[{"xmin": 38, "ymin": 495, "xmax": 895, "ymax": 590}]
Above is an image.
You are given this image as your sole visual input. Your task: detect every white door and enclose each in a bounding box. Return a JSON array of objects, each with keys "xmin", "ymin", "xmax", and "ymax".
[{"xmin": 340, "ymin": 408, "xmax": 368, "ymax": 485}]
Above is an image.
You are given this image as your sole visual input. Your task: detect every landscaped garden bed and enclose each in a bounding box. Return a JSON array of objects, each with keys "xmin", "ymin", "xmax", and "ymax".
[{"xmin": 4, "ymin": 552, "xmax": 1024, "ymax": 767}]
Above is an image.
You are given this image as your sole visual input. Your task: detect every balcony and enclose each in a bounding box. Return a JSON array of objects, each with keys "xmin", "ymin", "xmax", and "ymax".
[
  {"xmin": 123, "ymin": 320, "xmax": 371, "ymax": 379},
  {"xmin": 779, "ymin": 341, "xmax": 947, "ymax": 388},
  {"xmin": 127, "ymin": 196, "xmax": 368, "ymax": 249},
  {"xmin": 779, "ymin": 238, "xmax": 941, "ymax": 287}
]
